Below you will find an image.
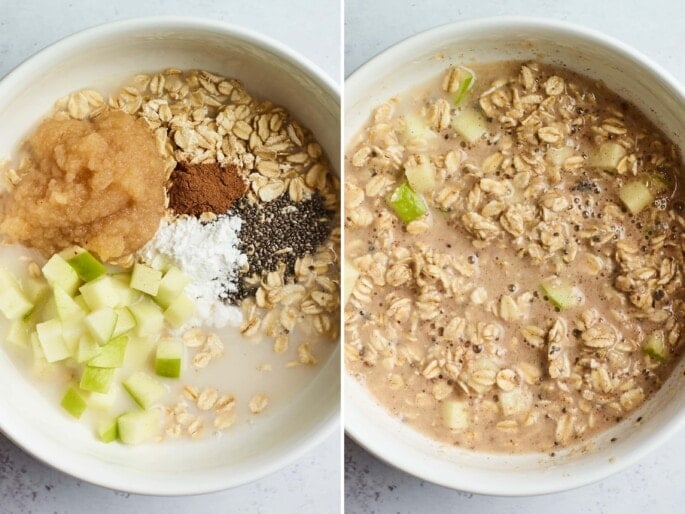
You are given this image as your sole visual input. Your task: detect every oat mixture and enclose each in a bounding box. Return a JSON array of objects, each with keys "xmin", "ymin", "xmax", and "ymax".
[
  {"xmin": 0, "ymin": 68, "xmax": 340, "ymax": 443},
  {"xmin": 345, "ymin": 61, "xmax": 685, "ymax": 453}
]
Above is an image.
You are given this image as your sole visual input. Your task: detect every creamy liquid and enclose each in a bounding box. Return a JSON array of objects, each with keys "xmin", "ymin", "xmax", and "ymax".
[
  {"xmin": 345, "ymin": 61, "xmax": 685, "ymax": 453},
  {"xmin": 0, "ymin": 241, "xmax": 336, "ymax": 443}
]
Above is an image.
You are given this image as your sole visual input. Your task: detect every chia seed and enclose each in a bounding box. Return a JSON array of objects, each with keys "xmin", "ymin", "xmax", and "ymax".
[{"xmin": 226, "ymin": 192, "xmax": 333, "ymax": 301}]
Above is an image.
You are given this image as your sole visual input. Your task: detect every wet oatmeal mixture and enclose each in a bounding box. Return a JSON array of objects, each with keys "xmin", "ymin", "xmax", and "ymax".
[{"xmin": 344, "ymin": 61, "xmax": 685, "ymax": 453}]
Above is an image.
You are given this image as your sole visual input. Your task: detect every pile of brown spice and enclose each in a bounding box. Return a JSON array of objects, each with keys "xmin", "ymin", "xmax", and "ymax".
[{"xmin": 168, "ymin": 162, "xmax": 247, "ymax": 216}]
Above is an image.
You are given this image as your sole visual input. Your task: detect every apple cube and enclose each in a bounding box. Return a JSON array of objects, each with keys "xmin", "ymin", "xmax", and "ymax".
[
  {"xmin": 80, "ymin": 366, "xmax": 115, "ymax": 393},
  {"xmin": 79, "ymin": 276, "xmax": 123, "ymax": 311},
  {"xmin": 452, "ymin": 109, "xmax": 488, "ymax": 144},
  {"xmin": 441, "ymin": 399, "xmax": 469, "ymax": 430},
  {"xmin": 42, "ymin": 255, "xmax": 80, "ymax": 295},
  {"xmin": 123, "ymin": 371, "xmax": 166, "ymax": 409},
  {"xmin": 112, "ymin": 307, "xmax": 136, "ymax": 337},
  {"xmin": 35, "ymin": 319, "xmax": 70, "ymax": 362},
  {"xmin": 88, "ymin": 335, "xmax": 128, "ymax": 368},
  {"xmin": 117, "ymin": 410, "xmax": 161, "ymax": 445},
  {"xmin": 97, "ymin": 418, "xmax": 119, "ymax": 443},
  {"xmin": 129, "ymin": 299, "xmax": 164, "ymax": 337},
  {"xmin": 89, "ymin": 386, "xmax": 120, "ymax": 411},
  {"xmin": 67, "ymin": 250, "xmax": 107, "ymax": 282},
  {"xmin": 6, "ymin": 318, "xmax": 30, "ymax": 347},
  {"xmin": 73, "ymin": 294, "xmax": 88, "ymax": 312},
  {"xmin": 53, "ymin": 286, "xmax": 85, "ymax": 322},
  {"xmin": 61, "ymin": 319, "xmax": 85, "ymax": 356},
  {"xmin": 111, "ymin": 273, "xmax": 144, "ymax": 307},
  {"xmin": 130, "ymin": 263, "xmax": 162, "ymax": 296},
  {"xmin": 0, "ymin": 268, "xmax": 33, "ymax": 320},
  {"xmin": 163, "ymin": 294, "xmax": 195, "ymax": 328},
  {"xmin": 76, "ymin": 333, "xmax": 101, "ymax": 363},
  {"xmin": 60, "ymin": 386, "xmax": 87, "ymax": 419},
  {"xmin": 154, "ymin": 267, "xmax": 190, "ymax": 308},
  {"xmin": 155, "ymin": 338, "xmax": 183, "ymax": 378},
  {"xmin": 84, "ymin": 307, "xmax": 118, "ymax": 344},
  {"xmin": 589, "ymin": 142, "xmax": 627, "ymax": 171}
]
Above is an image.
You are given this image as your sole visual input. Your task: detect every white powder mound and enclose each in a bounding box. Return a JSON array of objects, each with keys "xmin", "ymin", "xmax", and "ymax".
[{"xmin": 139, "ymin": 215, "xmax": 248, "ymax": 328}]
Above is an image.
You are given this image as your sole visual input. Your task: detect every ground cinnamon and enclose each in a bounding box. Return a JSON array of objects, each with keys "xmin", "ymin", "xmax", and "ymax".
[{"xmin": 168, "ymin": 162, "xmax": 247, "ymax": 216}]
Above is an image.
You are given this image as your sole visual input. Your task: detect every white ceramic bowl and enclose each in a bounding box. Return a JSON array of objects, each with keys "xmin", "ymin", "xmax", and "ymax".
[
  {"xmin": 0, "ymin": 17, "xmax": 340, "ymax": 495},
  {"xmin": 345, "ymin": 16, "xmax": 685, "ymax": 496}
]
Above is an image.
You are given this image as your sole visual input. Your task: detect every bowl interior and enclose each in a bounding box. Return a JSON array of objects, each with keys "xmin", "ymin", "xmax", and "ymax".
[
  {"xmin": 0, "ymin": 19, "xmax": 340, "ymax": 495},
  {"xmin": 345, "ymin": 18, "xmax": 685, "ymax": 495}
]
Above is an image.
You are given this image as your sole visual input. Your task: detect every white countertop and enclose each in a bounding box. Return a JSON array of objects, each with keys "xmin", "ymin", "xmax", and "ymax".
[
  {"xmin": 344, "ymin": 0, "xmax": 685, "ymax": 512},
  {"xmin": 0, "ymin": 1, "xmax": 341, "ymax": 513}
]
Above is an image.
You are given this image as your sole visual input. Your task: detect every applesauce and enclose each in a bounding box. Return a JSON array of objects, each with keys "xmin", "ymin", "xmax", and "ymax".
[{"xmin": 0, "ymin": 110, "xmax": 166, "ymax": 263}]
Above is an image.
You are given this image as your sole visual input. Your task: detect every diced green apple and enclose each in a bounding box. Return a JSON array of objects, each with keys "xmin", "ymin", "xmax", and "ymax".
[
  {"xmin": 388, "ymin": 182, "xmax": 428, "ymax": 223},
  {"xmin": 644, "ymin": 330, "xmax": 667, "ymax": 362},
  {"xmin": 84, "ymin": 307, "xmax": 118, "ymax": 344},
  {"xmin": 80, "ymin": 366, "xmax": 116, "ymax": 393},
  {"xmin": 88, "ymin": 335, "xmax": 128, "ymax": 368},
  {"xmin": 42, "ymin": 254, "xmax": 80, "ymax": 295},
  {"xmin": 60, "ymin": 386, "xmax": 87, "ymax": 419},
  {"xmin": 53, "ymin": 286, "xmax": 85, "ymax": 321},
  {"xmin": 123, "ymin": 372, "xmax": 166, "ymax": 409},
  {"xmin": 117, "ymin": 410, "xmax": 161, "ymax": 445},
  {"xmin": 154, "ymin": 267, "xmax": 190, "ymax": 309},
  {"xmin": 588, "ymin": 142, "xmax": 626, "ymax": 171},
  {"xmin": 163, "ymin": 294, "xmax": 195, "ymax": 328},
  {"xmin": 451, "ymin": 109, "xmax": 488, "ymax": 144},
  {"xmin": 73, "ymin": 294, "xmax": 88, "ymax": 312},
  {"xmin": 79, "ymin": 276, "xmax": 123, "ymax": 310},
  {"xmin": 89, "ymin": 386, "xmax": 120, "ymax": 411},
  {"xmin": 540, "ymin": 279, "xmax": 584, "ymax": 310},
  {"xmin": 404, "ymin": 156, "xmax": 436, "ymax": 193},
  {"xmin": 76, "ymin": 333, "xmax": 101, "ymax": 363},
  {"xmin": 67, "ymin": 250, "xmax": 107, "ymax": 282},
  {"xmin": 112, "ymin": 307, "xmax": 136, "ymax": 337},
  {"xmin": 498, "ymin": 387, "xmax": 531, "ymax": 417},
  {"xmin": 129, "ymin": 299, "xmax": 164, "ymax": 337},
  {"xmin": 61, "ymin": 319, "xmax": 85, "ymax": 356},
  {"xmin": 97, "ymin": 418, "xmax": 119, "ymax": 443},
  {"xmin": 453, "ymin": 67, "xmax": 475, "ymax": 105},
  {"xmin": 155, "ymin": 338, "xmax": 183, "ymax": 378},
  {"xmin": 0, "ymin": 268, "xmax": 33, "ymax": 320},
  {"xmin": 441, "ymin": 399, "xmax": 469, "ymax": 430},
  {"xmin": 546, "ymin": 146, "xmax": 575, "ymax": 167},
  {"xmin": 130, "ymin": 262, "xmax": 162, "ymax": 296},
  {"xmin": 36, "ymin": 319, "xmax": 70, "ymax": 362},
  {"xmin": 399, "ymin": 114, "xmax": 437, "ymax": 143},
  {"xmin": 6, "ymin": 318, "xmax": 31, "ymax": 347},
  {"xmin": 111, "ymin": 278, "xmax": 142, "ymax": 307},
  {"xmin": 619, "ymin": 180, "xmax": 654, "ymax": 214}
]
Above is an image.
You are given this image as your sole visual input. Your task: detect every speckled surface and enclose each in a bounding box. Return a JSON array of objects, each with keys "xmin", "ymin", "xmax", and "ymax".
[
  {"xmin": 344, "ymin": 0, "xmax": 685, "ymax": 512},
  {"xmin": 0, "ymin": 1, "xmax": 340, "ymax": 512}
]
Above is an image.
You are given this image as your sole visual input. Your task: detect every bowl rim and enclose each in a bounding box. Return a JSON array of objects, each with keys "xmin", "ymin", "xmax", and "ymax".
[
  {"xmin": 0, "ymin": 15, "xmax": 340, "ymax": 496},
  {"xmin": 344, "ymin": 15, "xmax": 685, "ymax": 496}
]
